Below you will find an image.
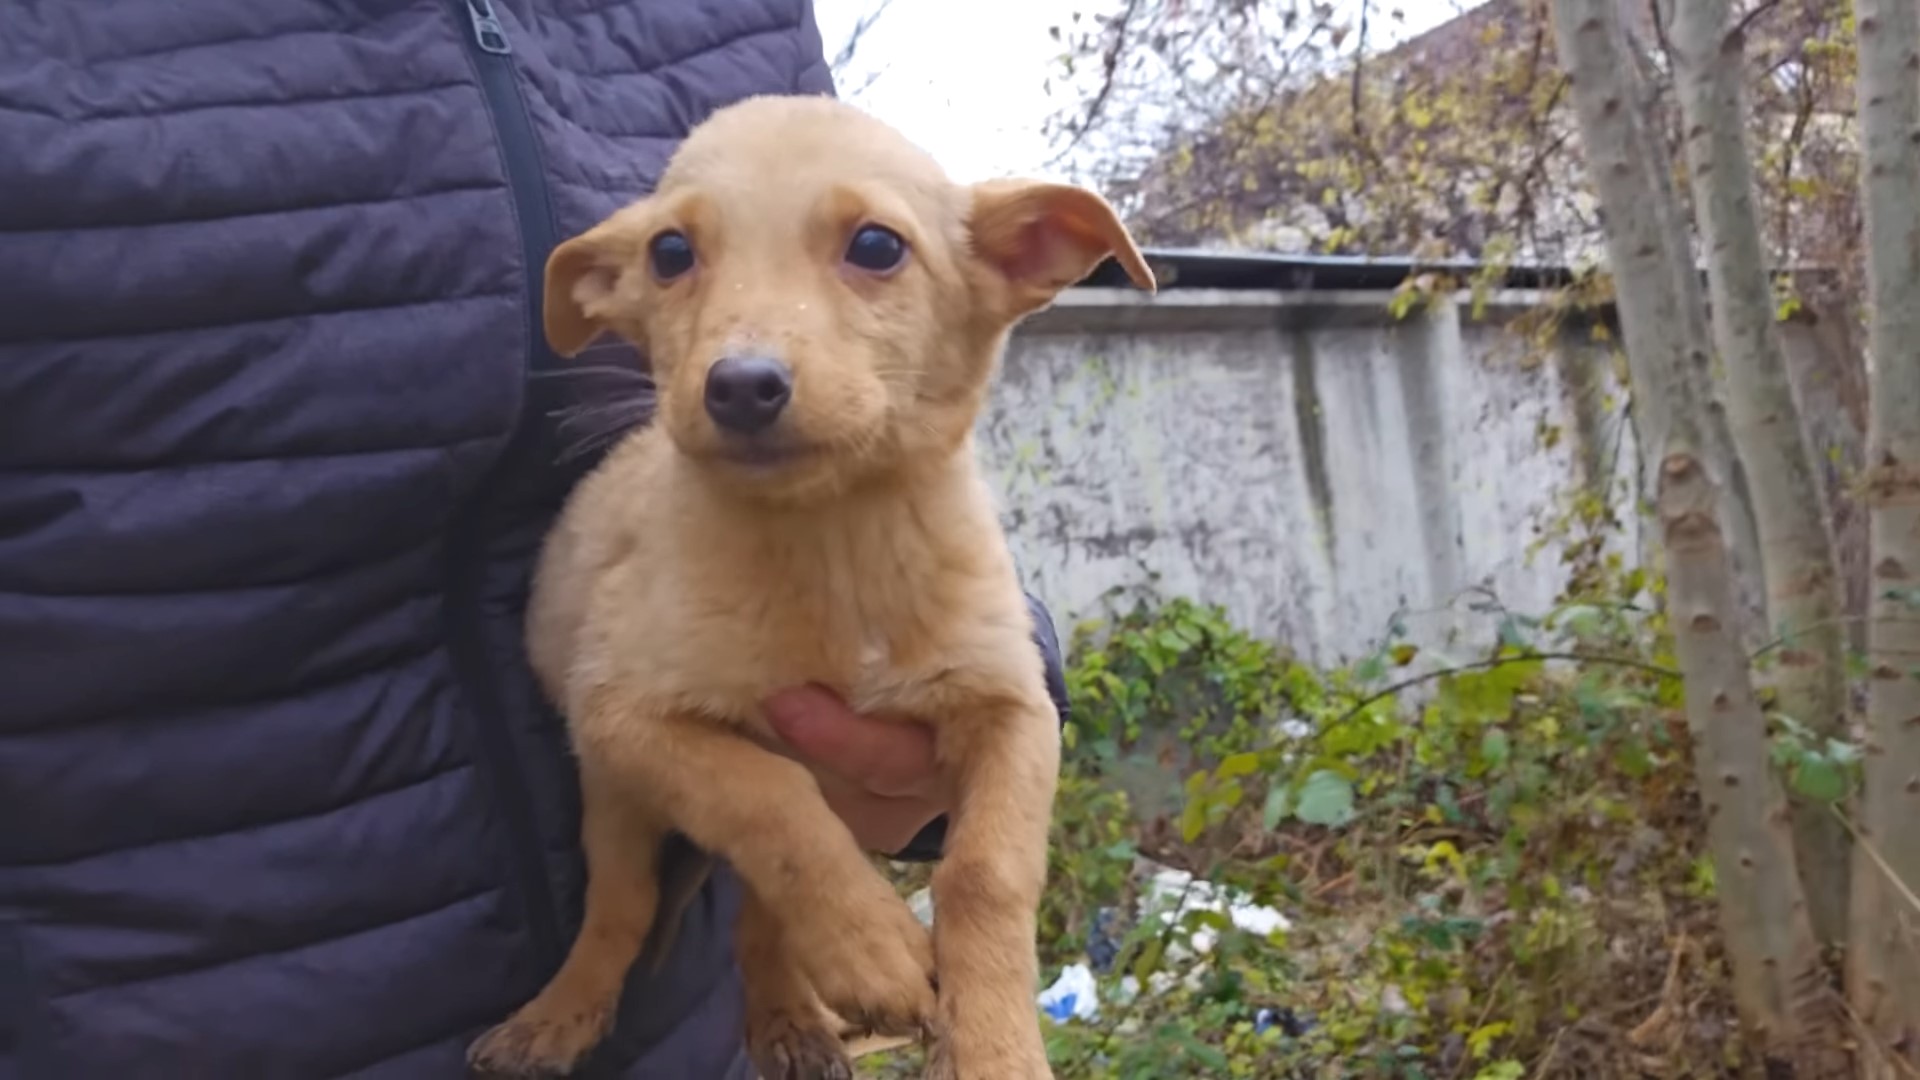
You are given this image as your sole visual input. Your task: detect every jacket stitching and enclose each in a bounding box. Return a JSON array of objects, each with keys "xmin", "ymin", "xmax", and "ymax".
[
  {"xmin": 44, "ymin": 883, "xmax": 500, "ymax": 1003},
  {"xmin": 4, "ymin": 288, "xmax": 522, "ymax": 349},
  {"xmin": 0, "ymin": 432, "xmax": 502, "ymax": 479},
  {"xmin": 0, "ymin": 80, "xmax": 476, "ymax": 125},
  {"xmin": 0, "ymin": 180, "xmax": 505, "ymax": 238},
  {"xmin": 7, "ymin": 761, "xmax": 475, "ymax": 871},
  {"xmin": 0, "ymin": 636, "xmax": 448, "ymax": 740}
]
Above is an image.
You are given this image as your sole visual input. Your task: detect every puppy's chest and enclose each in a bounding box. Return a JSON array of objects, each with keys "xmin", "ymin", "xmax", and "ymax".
[{"xmin": 612, "ymin": 544, "xmax": 985, "ymax": 730}]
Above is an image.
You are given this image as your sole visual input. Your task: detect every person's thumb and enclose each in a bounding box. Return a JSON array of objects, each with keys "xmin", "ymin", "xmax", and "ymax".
[{"xmin": 762, "ymin": 684, "xmax": 936, "ymax": 798}]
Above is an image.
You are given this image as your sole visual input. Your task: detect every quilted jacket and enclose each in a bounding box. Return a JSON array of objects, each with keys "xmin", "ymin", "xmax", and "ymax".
[{"xmin": 0, "ymin": 3, "xmax": 1068, "ymax": 1077}]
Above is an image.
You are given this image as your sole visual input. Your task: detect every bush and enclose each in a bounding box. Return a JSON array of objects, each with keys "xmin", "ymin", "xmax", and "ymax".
[
  {"xmin": 871, "ymin": 573, "xmax": 1748, "ymax": 1079},
  {"xmin": 1053, "ymin": 581, "xmax": 1755, "ymax": 1079}
]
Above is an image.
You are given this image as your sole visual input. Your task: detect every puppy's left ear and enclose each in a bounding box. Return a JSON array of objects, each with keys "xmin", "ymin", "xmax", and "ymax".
[{"xmin": 966, "ymin": 179, "xmax": 1156, "ymax": 317}]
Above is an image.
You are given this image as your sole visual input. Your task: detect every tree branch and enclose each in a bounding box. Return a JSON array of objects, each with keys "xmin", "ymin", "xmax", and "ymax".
[{"xmin": 1333, "ymin": 650, "xmax": 1682, "ymax": 727}]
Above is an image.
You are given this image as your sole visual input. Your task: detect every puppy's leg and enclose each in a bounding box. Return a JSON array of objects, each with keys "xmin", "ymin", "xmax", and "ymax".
[
  {"xmin": 468, "ymin": 761, "xmax": 663, "ymax": 1078},
  {"xmin": 739, "ymin": 887, "xmax": 854, "ymax": 1080},
  {"xmin": 581, "ymin": 705, "xmax": 935, "ymax": 1038},
  {"xmin": 923, "ymin": 693, "xmax": 1062, "ymax": 1080}
]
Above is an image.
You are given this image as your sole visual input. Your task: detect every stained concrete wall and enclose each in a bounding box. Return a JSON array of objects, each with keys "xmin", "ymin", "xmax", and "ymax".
[{"xmin": 981, "ymin": 286, "xmax": 1650, "ymax": 667}]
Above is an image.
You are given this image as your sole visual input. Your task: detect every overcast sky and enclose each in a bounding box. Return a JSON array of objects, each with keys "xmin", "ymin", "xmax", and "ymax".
[{"xmin": 812, "ymin": 0, "xmax": 1481, "ymax": 183}]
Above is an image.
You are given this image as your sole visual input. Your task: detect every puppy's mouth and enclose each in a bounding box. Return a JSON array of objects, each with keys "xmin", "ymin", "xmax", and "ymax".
[{"xmin": 708, "ymin": 435, "xmax": 819, "ymax": 469}]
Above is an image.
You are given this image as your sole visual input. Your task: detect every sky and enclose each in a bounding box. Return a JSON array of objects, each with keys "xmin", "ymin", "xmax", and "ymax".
[{"xmin": 811, "ymin": 0, "xmax": 1481, "ymax": 184}]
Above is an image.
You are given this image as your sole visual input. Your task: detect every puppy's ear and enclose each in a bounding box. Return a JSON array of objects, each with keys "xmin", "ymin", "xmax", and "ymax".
[
  {"xmin": 966, "ymin": 179, "xmax": 1156, "ymax": 316},
  {"xmin": 543, "ymin": 224, "xmax": 629, "ymax": 358}
]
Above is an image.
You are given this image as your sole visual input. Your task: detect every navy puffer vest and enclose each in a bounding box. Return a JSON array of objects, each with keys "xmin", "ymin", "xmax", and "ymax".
[{"xmin": 0, "ymin": 4, "xmax": 882, "ymax": 1076}]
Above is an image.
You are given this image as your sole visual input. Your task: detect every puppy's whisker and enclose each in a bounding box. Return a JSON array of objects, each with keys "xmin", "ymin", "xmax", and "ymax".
[
  {"xmin": 532, "ymin": 364, "xmax": 654, "ymax": 384},
  {"xmin": 547, "ymin": 390, "xmax": 657, "ymax": 463},
  {"xmin": 572, "ymin": 340, "xmax": 648, "ymax": 357}
]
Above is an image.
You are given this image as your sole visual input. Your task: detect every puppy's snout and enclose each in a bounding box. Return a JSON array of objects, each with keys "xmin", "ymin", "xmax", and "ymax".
[{"xmin": 704, "ymin": 355, "xmax": 792, "ymax": 434}]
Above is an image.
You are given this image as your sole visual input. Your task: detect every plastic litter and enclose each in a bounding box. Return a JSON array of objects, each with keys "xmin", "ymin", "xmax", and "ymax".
[
  {"xmin": 1139, "ymin": 864, "xmax": 1292, "ymax": 955},
  {"xmin": 1037, "ymin": 962, "xmax": 1100, "ymax": 1024},
  {"xmin": 1034, "ymin": 860, "xmax": 1297, "ymax": 1024}
]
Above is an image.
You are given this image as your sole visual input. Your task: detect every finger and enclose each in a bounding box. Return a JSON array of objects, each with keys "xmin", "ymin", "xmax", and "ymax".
[
  {"xmin": 762, "ymin": 684, "xmax": 938, "ymax": 799},
  {"xmin": 816, "ymin": 783, "xmax": 945, "ymax": 855}
]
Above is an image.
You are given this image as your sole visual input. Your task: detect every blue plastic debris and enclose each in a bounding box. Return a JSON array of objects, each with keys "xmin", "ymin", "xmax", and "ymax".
[{"xmin": 1085, "ymin": 907, "xmax": 1122, "ymax": 973}]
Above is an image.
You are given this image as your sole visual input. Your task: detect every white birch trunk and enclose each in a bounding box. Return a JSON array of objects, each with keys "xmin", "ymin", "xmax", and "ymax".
[
  {"xmin": 1670, "ymin": 0, "xmax": 1850, "ymax": 951},
  {"xmin": 1848, "ymin": 0, "xmax": 1920, "ymax": 1066},
  {"xmin": 1548, "ymin": 0, "xmax": 1829, "ymax": 1066}
]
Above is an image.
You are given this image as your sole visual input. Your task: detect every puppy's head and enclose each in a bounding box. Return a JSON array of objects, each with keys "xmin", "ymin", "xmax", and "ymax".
[{"xmin": 543, "ymin": 94, "xmax": 1154, "ymax": 502}]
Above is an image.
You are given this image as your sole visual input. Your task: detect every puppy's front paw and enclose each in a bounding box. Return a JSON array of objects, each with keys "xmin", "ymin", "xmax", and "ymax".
[
  {"xmin": 920, "ymin": 1041, "xmax": 1054, "ymax": 1080},
  {"xmin": 921, "ymin": 1015, "xmax": 1054, "ymax": 1080},
  {"xmin": 465, "ymin": 1003, "xmax": 613, "ymax": 1079},
  {"xmin": 798, "ymin": 897, "xmax": 935, "ymax": 1038},
  {"xmin": 748, "ymin": 1010, "xmax": 856, "ymax": 1080}
]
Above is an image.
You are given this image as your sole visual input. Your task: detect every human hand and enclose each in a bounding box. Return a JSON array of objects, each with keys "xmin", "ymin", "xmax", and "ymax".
[{"xmin": 762, "ymin": 684, "xmax": 949, "ymax": 854}]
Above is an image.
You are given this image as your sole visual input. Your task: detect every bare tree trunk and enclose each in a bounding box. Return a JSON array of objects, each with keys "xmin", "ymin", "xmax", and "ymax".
[
  {"xmin": 1848, "ymin": 0, "xmax": 1920, "ymax": 1066},
  {"xmin": 1622, "ymin": 0, "xmax": 1773, "ymax": 645},
  {"xmin": 1670, "ymin": 0, "xmax": 1850, "ymax": 951},
  {"xmin": 1548, "ymin": 0, "xmax": 1830, "ymax": 1068}
]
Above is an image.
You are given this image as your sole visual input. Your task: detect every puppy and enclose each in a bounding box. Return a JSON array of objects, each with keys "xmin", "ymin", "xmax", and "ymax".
[{"xmin": 465, "ymin": 94, "xmax": 1154, "ymax": 1080}]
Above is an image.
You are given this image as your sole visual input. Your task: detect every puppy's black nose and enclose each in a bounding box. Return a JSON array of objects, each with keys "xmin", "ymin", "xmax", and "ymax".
[{"xmin": 703, "ymin": 356, "xmax": 792, "ymax": 434}]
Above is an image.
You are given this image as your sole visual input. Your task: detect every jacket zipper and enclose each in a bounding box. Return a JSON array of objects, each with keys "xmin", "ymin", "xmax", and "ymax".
[{"xmin": 447, "ymin": 0, "xmax": 567, "ymax": 971}]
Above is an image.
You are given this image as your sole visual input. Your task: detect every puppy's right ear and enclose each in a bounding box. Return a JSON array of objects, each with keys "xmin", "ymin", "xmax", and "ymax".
[{"xmin": 543, "ymin": 226, "xmax": 627, "ymax": 358}]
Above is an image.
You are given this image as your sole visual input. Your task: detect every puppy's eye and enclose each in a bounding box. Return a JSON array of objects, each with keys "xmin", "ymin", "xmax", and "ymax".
[
  {"xmin": 844, "ymin": 225, "xmax": 907, "ymax": 273},
  {"xmin": 648, "ymin": 230, "xmax": 695, "ymax": 280}
]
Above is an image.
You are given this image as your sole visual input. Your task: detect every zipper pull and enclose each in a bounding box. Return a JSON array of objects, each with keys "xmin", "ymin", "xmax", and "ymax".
[{"xmin": 465, "ymin": 0, "xmax": 512, "ymax": 55}]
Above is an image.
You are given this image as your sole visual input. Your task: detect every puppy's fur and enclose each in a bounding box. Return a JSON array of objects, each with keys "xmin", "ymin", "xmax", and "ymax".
[{"xmin": 465, "ymin": 95, "xmax": 1153, "ymax": 1080}]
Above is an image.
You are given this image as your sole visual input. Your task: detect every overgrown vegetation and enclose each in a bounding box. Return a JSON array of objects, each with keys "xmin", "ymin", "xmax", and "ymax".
[
  {"xmin": 858, "ymin": 483, "xmax": 1872, "ymax": 1076},
  {"xmin": 1030, "ymin": 591, "xmax": 1723, "ymax": 1079}
]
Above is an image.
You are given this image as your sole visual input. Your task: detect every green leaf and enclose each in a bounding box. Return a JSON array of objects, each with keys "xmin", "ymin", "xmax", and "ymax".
[
  {"xmin": 1354, "ymin": 652, "xmax": 1387, "ymax": 683},
  {"xmin": 1262, "ymin": 785, "xmax": 1291, "ymax": 830},
  {"xmin": 1131, "ymin": 936, "xmax": 1166, "ymax": 982},
  {"xmin": 1793, "ymin": 757, "xmax": 1847, "ymax": 803},
  {"xmin": 1218, "ymin": 752, "xmax": 1261, "ymax": 779},
  {"xmin": 1182, "ymin": 908, "xmax": 1233, "ymax": 933},
  {"xmin": 1179, "ymin": 797, "xmax": 1209, "ymax": 843},
  {"xmin": 1480, "ymin": 728, "xmax": 1511, "ymax": 768},
  {"xmin": 1294, "ymin": 770, "xmax": 1357, "ymax": 827},
  {"xmin": 1552, "ymin": 604, "xmax": 1604, "ymax": 641},
  {"xmin": 1467, "ymin": 1021, "xmax": 1513, "ymax": 1059},
  {"xmin": 1615, "ymin": 738, "xmax": 1652, "ymax": 778},
  {"xmin": 1572, "ymin": 674, "xmax": 1608, "ymax": 717}
]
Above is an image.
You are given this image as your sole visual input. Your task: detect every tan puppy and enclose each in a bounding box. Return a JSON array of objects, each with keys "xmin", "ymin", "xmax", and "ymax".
[{"xmin": 465, "ymin": 94, "xmax": 1154, "ymax": 1080}]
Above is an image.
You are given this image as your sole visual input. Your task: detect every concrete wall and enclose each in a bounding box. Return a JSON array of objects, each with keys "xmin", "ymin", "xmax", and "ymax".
[{"xmin": 981, "ymin": 286, "xmax": 1649, "ymax": 667}]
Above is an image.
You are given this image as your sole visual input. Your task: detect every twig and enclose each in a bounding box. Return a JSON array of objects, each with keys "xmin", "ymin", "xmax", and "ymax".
[
  {"xmin": 1349, "ymin": 0, "xmax": 1370, "ymax": 143},
  {"xmin": 1334, "ymin": 651, "xmax": 1682, "ymax": 726},
  {"xmin": 1626, "ymin": 932, "xmax": 1688, "ymax": 1047},
  {"xmin": 829, "ymin": 0, "xmax": 896, "ymax": 75},
  {"xmin": 1833, "ymin": 987, "xmax": 1920, "ymax": 1080},
  {"xmin": 1450, "ymin": 964, "xmax": 1513, "ymax": 1080},
  {"xmin": 1528, "ymin": 1025, "xmax": 1568, "ymax": 1080},
  {"xmin": 1830, "ymin": 805, "xmax": 1920, "ymax": 916},
  {"xmin": 1310, "ymin": 870, "xmax": 1353, "ymax": 899},
  {"xmin": 1748, "ymin": 612, "xmax": 1920, "ymax": 662},
  {"xmin": 1731, "ymin": 0, "xmax": 1784, "ymax": 43},
  {"xmin": 1047, "ymin": 0, "xmax": 1145, "ymax": 169}
]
